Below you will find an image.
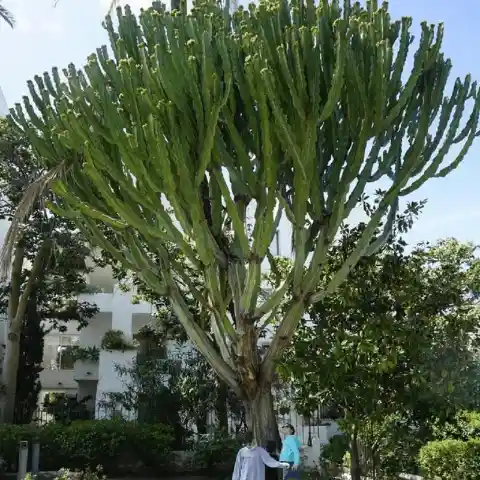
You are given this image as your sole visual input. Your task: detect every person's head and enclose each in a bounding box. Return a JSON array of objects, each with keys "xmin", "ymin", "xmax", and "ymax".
[
  {"xmin": 244, "ymin": 431, "xmax": 254, "ymax": 445},
  {"xmin": 281, "ymin": 424, "xmax": 295, "ymax": 436}
]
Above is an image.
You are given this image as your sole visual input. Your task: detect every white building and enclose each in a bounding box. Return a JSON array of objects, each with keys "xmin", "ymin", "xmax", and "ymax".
[
  {"xmin": 0, "ymin": 87, "xmax": 8, "ymax": 117},
  {"xmin": 41, "ymin": 261, "xmax": 189, "ymax": 412},
  {"xmin": 0, "ymin": 261, "xmax": 190, "ymax": 410}
]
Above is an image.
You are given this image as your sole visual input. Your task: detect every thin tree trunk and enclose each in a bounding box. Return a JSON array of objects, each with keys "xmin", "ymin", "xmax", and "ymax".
[
  {"xmin": 1, "ymin": 327, "xmax": 22, "ymax": 424},
  {"xmin": 1, "ymin": 241, "xmax": 51, "ymax": 423},
  {"xmin": 14, "ymin": 293, "xmax": 43, "ymax": 424},
  {"xmin": 215, "ymin": 380, "xmax": 228, "ymax": 431},
  {"xmin": 196, "ymin": 413, "xmax": 207, "ymax": 435},
  {"xmin": 350, "ymin": 425, "xmax": 361, "ymax": 480}
]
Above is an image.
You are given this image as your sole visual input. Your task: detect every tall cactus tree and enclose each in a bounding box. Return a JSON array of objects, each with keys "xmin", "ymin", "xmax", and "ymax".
[{"xmin": 5, "ymin": 0, "xmax": 480, "ymax": 441}]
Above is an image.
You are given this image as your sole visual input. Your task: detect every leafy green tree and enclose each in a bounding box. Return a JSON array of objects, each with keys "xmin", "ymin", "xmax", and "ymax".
[
  {"xmin": 279, "ymin": 229, "xmax": 480, "ymax": 480},
  {"xmin": 7, "ymin": 0, "xmax": 480, "ymax": 443},
  {"xmin": 0, "ymin": 119, "xmax": 97, "ymax": 423}
]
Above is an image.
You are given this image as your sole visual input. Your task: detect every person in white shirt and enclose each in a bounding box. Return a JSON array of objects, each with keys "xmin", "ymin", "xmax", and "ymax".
[{"xmin": 232, "ymin": 432, "xmax": 290, "ymax": 480}]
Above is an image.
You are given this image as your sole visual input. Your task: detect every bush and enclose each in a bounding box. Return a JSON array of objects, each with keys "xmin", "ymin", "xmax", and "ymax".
[
  {"xmin": 320, "ymin": 434, "xmax": 349, "ymax": 466},
  {"xmin": 43, "ymin": 393, "xmax": 93, "ymax": 424},
  {"xmin": 433, "ymin": 410, "xmax": 480, "ymax": 441},
  {"xmin": 0, "ymin": 420, "xmax": 174, "ymax": 475},
  {"xmin": 318, "ymin": 434, "xmax": 348, "ymax": 479},
  {"xmin": 358, "ymin": 414, "xmax": 428, "ymax": 478},
  {"xmin": 419, "ymin": 438, "xmax": 480, "ymax": 480},
  {"xmin": 25, "ymin": 465, "xmax": 106, "ymax": 480},
  {"xmin": 193, "ymin": 432, "xmax": 243, "ymax": 474}
]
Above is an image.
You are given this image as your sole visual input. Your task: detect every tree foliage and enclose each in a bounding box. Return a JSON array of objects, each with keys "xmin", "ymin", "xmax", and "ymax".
[
  {"xmin": 281, "ymin": 234, "xmax": 480, "ymax": 421},
  {"xmin": 7, "ymin": 0, "xmax": 480, "ymax": 440},
  {"xmin": 279, "ymin": 223, "xmax": 480, "ymax": 478},
  {"xmin": 0, "ymin": 119, "xmax": 97, "ymax": 423}
]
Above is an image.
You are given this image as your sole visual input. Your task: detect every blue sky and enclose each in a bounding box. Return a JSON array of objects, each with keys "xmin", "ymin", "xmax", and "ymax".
[{"xmin": 0, "ymin": 0, "xmax": 479, "ymax": 248}]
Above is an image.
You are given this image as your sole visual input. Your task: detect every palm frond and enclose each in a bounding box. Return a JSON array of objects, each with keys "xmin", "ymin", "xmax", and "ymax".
[
  {"xmin": 108, "ymin": 0, "xmax": 120, "ymax": 14},
  {"xmin": 0, "ymin": 4, "xmax": 15, "ymax": 28},
  {"xmin": 0, "ymin": 162, "xmax": 65, "ymax": 279}
]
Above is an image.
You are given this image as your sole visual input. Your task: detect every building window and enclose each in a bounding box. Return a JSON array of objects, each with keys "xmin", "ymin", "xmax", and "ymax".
[
  {"xmin": 57, "ymin": 335, "xmax": 80, "ymax": 370},
  {"xmin": 43, "ymin": 334, "xmax": 80, "ymax": 370}
]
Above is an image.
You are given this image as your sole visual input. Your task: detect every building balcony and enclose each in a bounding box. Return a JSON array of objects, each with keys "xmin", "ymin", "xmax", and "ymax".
[
  {"xmin": 73, "ymin": 359, "xmax": 99, "ymax": 382},
  {"xmin": 78, "ymin": 293, "xmax": 113, "ymax": 312},
  {"xmin": 39, "ymin": 363, "xmax": 77, "ymax": 391},
  {"xmin": 78, "ymin": 290, "xmax": 152, "ymax": 315}
]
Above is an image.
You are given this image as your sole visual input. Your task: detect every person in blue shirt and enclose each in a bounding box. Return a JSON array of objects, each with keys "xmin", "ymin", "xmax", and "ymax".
[{"xmin": 279, "ymin": 424, "xmax": 301, "ymax": 479}]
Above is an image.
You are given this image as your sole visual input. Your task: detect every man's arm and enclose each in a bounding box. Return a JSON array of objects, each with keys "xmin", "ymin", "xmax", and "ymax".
[{"xmin": 259, "ymin": 448, "xmax": 290, "ymax": 469}]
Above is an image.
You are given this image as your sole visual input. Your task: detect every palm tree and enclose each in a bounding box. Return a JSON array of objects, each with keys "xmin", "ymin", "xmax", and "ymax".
[{"xmin": 0, "ymin": 2, "xmax": 14, "ymax": 28}]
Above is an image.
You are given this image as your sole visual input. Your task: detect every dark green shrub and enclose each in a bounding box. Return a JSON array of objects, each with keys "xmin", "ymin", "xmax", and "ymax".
[
  {"xmin": 433, "ymin": 410, "xmax": 480, "ymax": 441},
  {"xmin": 0, "ymin": 423, "xmax": 39, "ymax": 472},
  {"xmin": 101, "ymin": 329, "xmax": 136, "ymax": 351},
  {"xmin": 320, "ymin": 434, "xmax": 349, "ymax": 466},
  {"xmin": 419, "ymin": 438, "xmax": 480, "ymax": 480},
  {"xmin": 193, "ymin": 432, "xmax": 242, "ymax": 474},
  {"xmin": 42, "ymin": 393, "xmax": 93, "ymax": 424},
  {"xmin": 0, "ymin": 419, "xmax": 174, "ymax": 475}
]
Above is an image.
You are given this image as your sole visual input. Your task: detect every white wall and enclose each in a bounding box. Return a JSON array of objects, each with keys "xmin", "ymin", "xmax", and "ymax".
[
  {"xmin": 39, "ymin": 369, "xmax": 77, "ymax": 390},
  {"xmin": 0, "ymin": 87, "xmax": 7, "ymax": 117},
  {"xmin": 79, "ymin": 313, "xmax": 112, "ymax": 348},
  {"xmin": 95, "ymin": 349, "xmax": 136, "ymax": 417},
  {"xmin": 77, "ymin": 380, "xmax": 98, "ymax": 409}
]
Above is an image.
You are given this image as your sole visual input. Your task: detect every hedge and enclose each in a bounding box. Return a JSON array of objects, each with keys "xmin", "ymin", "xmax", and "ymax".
[
  {"xmin": 193, "ymin": 433, "xmax": 242, "ymax": 473},
  {"xmin": 0, "ymin": 420, "xmax": 173, "ymax": 475},
  {"xmin": 419, "ymin": 438, "xmax": 480, "ymax": 480}
]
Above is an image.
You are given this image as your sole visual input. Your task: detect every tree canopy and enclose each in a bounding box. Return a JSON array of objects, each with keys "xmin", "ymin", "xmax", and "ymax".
[
  {"xmin": 279, "ymin": 227, "xmax": 480, "ymax": 479},
  {"xmin": 0, "ymin": 119, "xmax": 97, "ymax": 423}
]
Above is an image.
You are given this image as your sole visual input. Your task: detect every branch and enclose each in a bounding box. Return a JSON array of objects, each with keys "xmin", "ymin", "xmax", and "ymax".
[
  {"xmin": 309, "ymin": 200, "xmax": 390, "ymax": 304},
  {"xmin": 168, "ymin": 282, "xmax": 241, "ymax": 396},
  {"xmin": 211, "ymin": 311, "xmax": 236, "ymax": 369},
  {"xmin": 0, "ymin": 163, "xmax": 64, "ymax": 279},
  {"xmin": 13, "ymin": 239, "xmax": 52, "ymax": 327},
  {"xmin": 260, "ymin": 298, "xmax": 306, "ymax": 381},
  {"xmin": 254, "ymin": 269, "xmax": 293, "ymax": 321},
  {"xmin": 7, "ymin": 244, "xmax": 25, "ymax": 324}
]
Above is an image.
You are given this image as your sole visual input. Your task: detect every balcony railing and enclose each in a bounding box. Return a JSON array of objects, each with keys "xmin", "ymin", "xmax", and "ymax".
[{"xmin": 42, "ymin": 360, "xmax": 74, "ymax": 371}]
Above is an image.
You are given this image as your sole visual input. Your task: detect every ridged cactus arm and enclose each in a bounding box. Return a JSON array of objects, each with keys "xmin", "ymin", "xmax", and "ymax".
[
  {"xmin": 401, "ymin": 79, "xmax": 480, "ymax": 195},
  {"xmin": 73, "ymin": 217, "xmax": 139, "ymax": 274},
  {"xmin": 167, "ymin": 283, "xmax": 240, "ymax": 393}
]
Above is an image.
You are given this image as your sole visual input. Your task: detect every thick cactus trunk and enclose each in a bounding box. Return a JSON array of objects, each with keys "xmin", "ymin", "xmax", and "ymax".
[{"xmin": 244, "ymin": 388, "xmax": 280, "ymax": 448}]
